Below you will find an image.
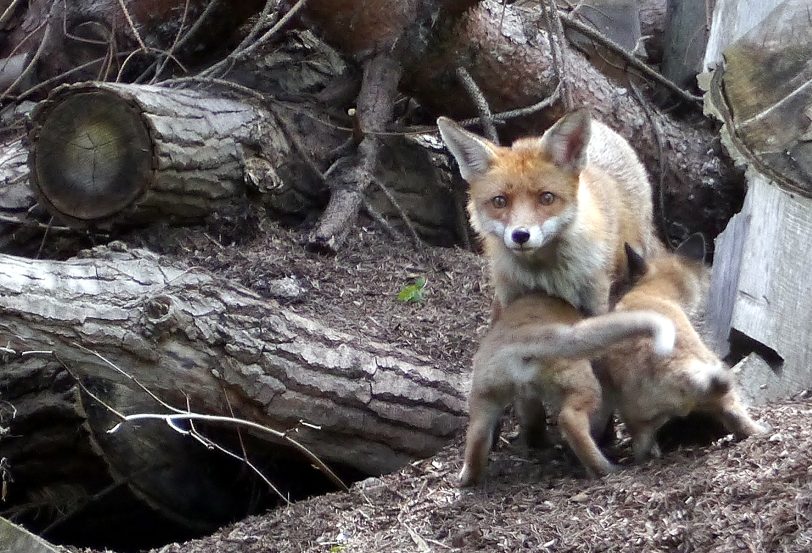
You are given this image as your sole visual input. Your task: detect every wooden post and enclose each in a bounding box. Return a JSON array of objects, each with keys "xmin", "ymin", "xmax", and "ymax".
[{"xmin": 708, "ymin": 176, "xmax": 812, "ymax": 404}]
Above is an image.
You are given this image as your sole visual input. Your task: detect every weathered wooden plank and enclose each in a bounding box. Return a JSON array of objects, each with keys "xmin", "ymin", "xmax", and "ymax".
[
  {"xmin": 703, "ymin": 0, "xmax": 783, "ymax": 71},
  {"xmin": 660, "ymin": 0, "xmax": 708, "ymax": 89},
  {"xmin": 705, "ymin": 0, "xmax": 812, "ymax": 198},
  {"xmin": 708, "ymin": 175, "xmax": 812, "ymax": 402},
  {"xmin": 0, "ymin": 517, "xmax": 60, "ymax": 553}
]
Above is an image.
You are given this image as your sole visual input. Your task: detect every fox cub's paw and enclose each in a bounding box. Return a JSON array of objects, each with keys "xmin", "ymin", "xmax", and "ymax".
[{"xmin": 456, "ymin": 465, "xmax": 478, "ymax": 488}]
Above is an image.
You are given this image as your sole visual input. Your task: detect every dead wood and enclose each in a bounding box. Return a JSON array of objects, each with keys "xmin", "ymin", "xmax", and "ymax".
[
  {"xmin": 307, "ymin": 53, "xmax": 402, "ymax": 252},
  {"xmin": 26, "ymin": 82, "xmax": 312, "ymax": 227},
  {"xmin": 0, "ymin": 245, "xmax": 467, "ymax": 489},
  {"xmin": 0, "ymin": 0, "xmax": 265, "ymax": 97}
]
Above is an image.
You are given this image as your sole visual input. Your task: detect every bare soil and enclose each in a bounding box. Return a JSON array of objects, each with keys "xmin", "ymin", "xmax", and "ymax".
[
  {"xmin": 78, "ymin": 400, "xmax": 812, "ymax": 553},
  {"xmin": 68, "ymin": 217, "xmax": 811, "ymax": 553}
]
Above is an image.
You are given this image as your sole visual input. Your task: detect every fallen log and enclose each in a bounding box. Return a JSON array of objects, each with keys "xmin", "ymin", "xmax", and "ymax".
[
  {"xmin": 0, "ymin": 244, "xmax": 467, "ymax": 533},
  {"xmin": 19, "ymin": 76, "xmax": 465, "ymax": 247},
  {"xmin": 27, "ymin": 82, "xmax": 308, "ymax": 226}
]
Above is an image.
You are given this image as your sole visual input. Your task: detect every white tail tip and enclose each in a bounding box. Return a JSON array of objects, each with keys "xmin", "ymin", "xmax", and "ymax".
[{"xmin": 652, "ymin": 316, "xmax": 676, "ymax": 357}]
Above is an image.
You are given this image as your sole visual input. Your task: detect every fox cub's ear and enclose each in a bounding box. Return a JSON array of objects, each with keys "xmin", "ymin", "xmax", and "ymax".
[
  {"xmin": 624, "ymin": 243, "xmax": 649, "ymax": 279},
  {"xmin": 675, "ymin": 233, "xmax": 706, "ymax": 262},
  {"xmin": 539, "ymin": 108, "xmax": 591, "ymax": 172},
  {"xmin": 436, "ymin": 117, "xmax": 498, "ymax": 182}
]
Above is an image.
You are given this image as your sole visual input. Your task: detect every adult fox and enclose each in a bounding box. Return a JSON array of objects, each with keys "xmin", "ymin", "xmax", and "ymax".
[{"xmin": 438, "ymin": 110, "xmax": 662, "ymax": 317}]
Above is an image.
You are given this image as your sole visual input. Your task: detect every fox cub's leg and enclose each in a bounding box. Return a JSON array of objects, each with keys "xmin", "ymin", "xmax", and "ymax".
[
  {"xmin": 458, "ymin": 395, "xmax": 505, "ymax": 487},
  {"xmin": 626, "ymin": 416, "xmax": 668, "ymax": 461},
  {"xmin": 515, "ymin": 384, "xmax": 549, "ymax": 449},
  {"xmin": 712, "ymin": 392, "xmax": 767, "ymax": 439},
  {"xmin": 557, "ymin": 390, "xmax": 615, "ymax": 476}
]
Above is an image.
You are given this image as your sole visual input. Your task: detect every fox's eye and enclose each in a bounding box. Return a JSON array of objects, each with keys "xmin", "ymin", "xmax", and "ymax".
[
  {"xmin": 492, "ymin": 195, "xmax": 508, "ymax": 208},
  {"xmin": 540, "ymin": 192, "xmax": 555, "ymax": 206}
]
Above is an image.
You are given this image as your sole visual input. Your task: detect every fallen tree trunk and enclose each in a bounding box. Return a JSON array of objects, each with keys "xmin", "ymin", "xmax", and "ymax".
[
  {"xmin": 18, "ymin": 76, "xmax": 465, "ymax": 248},
  {"xmin": 0, "ymin": 245, "xmax": 467, "ymax": 496},
  {"xmin": 27, "ymin": 82, "xmax": 311, "ymax": 226}
]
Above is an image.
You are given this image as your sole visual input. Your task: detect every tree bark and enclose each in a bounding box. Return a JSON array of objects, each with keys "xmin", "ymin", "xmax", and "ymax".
[
  {"xmin": 0, "ymin": 245, "xmax": 468, "ymax": 480},
  {"xmin": 27, "ymin": 82, "xmax": 308, "ymax": 226}
]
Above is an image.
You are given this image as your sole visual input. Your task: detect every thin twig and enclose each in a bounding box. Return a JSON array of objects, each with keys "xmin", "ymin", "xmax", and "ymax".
[
  {"xmin": 361, "ymin": 198, "xmax": 406, "ymax": 242},
  {"xmin": 166, "ymin": 75, "xmax": 267, "ymax": 102},
  {"xmin": 115, "ymin": 0, "xmax": 147, "ymax": 51},
  {"xmin": 71, "ymin": 342, "xmax": 183, "ymax": 414},
  {"xmin": 0, "ymin": 0, "xmax": 22, "ymax": 27},
  {"xmin": 541, "ymin": 0, "xmax": 573, "ymax": 110},
  {"xmin": 630, "ymin": 82, "xmax": 671, "ymax": 248},
  {"xmin": 275, "ymin": 112, "xmax": 327, "ymax": 181},
  {"xmin": 213, "ymin": 387, "xmax": 291, "ymax": 504},
  {"xmin": 559, "ymin": 10, "xmax": 702, "ymax": 104},
  {"xmin": 459, "ymin": 83, "xmax": 561, "ymax": 126},
  {"xmin": 109, "ymin": 412, "xmax": 349, "ymax": 491},
  {"xmin": 370, "ymin": 180, "xmax": 424, "ymax": 250},
  {"xmin": 48, "ymin": 343, "xmax": 347, "ymax": 495},
  {"xmin": 150, "ymin": 0, "xmax": 191, "ymax": 84},
  {"xmin": 201, "ymin": 0, "xmax": 308, "ymax": 78},
  {"xmin": 48, "ymin": 351, "xmax": 127, "ymax": 420},
  {"xmin": 116, "ymin": 46, "xmax": 187, "ymax": 83},
  {"xmin": 0, "ymin": 214, "xmax": 73, "ymax": 232},
  {"xmin": 41, "ymin": 478, "xmax": 131, "ymax": 536},
  {"xmin": 455, "ymin": 66, "xmax": 499, "ymax": 144},
  {"xmin": 135, "ymin": 0, "xmax": 222, "ymax": 84},
  {"xmin": 12, "ymin": 54, "xmax": 127, "ymax": 102},
  {"xmin": 0, "ymin": 6, "xmax": 55, "ymax": 102},
  {"xmin": 35, "ymin": 217, "xmax": 52, "ymax": 259}
]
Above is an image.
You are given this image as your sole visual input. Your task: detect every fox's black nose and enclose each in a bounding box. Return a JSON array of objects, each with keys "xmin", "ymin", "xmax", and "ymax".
[{"xmin": 512, "ymin": 228, "xmax": 531, "ymax": 244}]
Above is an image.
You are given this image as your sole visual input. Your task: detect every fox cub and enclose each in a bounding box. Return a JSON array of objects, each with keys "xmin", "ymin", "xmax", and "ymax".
[
  {"xmin": 459, "ymin": 293, "xmax": 675, "ymax": 487},
  {"xmin": 594, "ymin": 235, "xmax": 766, "ymax": 461},
  {"xmin": 437, "ymin": 110, "xmax": 662, "ymax": 317}
]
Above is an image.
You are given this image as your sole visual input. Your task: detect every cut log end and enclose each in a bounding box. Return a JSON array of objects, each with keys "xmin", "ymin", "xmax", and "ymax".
[{"xmin": 29, "ymin": 89, "xmax": 155, "ymax": 224}]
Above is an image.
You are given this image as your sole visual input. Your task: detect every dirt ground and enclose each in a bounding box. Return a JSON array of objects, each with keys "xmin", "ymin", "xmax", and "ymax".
[
  {"xmin": 78, "ymin": 401, "xmax": 811, "ymax": 553},
  {"xmin": 65, "ymin": 217, "xmax": 811, "ymax": 553}
]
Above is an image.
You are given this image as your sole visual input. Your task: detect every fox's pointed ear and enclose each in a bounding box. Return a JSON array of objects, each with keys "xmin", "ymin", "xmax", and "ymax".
[
  {"xmin": 675, "ymin": 233, "xmax": 706, "ymax": 262},
  {"xmin": 539, "ymin": 108, "xmax": 591, "ymax": 172},
  {"xmin": 624, "ymin": 243, "xmax": 648, "ymax": 279},
  {"xmin": 437, "ymin": 117, "xmax": 498, "ymax": 182}
]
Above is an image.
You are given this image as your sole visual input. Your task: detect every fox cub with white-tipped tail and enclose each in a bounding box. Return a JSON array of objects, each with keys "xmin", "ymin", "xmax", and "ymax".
[
  {"xmin": 594, "ymin": 235, "xmax": 766, "ymax": 461},
  {"xmin": 458, "ymin": 294, "xmax": 676, "ymax": 487},
  {"xmin": 437, "ymin": 110, "xmax": 662, "ymax": 317}
]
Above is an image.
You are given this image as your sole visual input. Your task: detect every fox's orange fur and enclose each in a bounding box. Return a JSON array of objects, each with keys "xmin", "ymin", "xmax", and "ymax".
[
  {"xmin": 437, "ymin": 110, "xmax": 662, "ymax": 316},
  {"xmin": 594, "ymin": 236, "xmax": 766, "ymax": 461},
  {"xmin": 459, "ymin": 293, "xmax": 676, "ymax": 486}
]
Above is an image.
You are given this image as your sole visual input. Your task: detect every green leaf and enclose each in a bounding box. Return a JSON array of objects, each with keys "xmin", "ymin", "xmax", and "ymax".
[
  {"xmin": 396, "ymin": 276, "xmax": 427, "ymax": 303},
  {"xmin": 329, "ymin": 546, "xmax": 345, "ymax": 553}
]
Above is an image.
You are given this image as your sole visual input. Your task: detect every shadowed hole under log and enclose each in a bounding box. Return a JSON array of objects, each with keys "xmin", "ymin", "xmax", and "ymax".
[{"xmin": 14, "ymin": 417, "xmax": 363, "ymax": 553}]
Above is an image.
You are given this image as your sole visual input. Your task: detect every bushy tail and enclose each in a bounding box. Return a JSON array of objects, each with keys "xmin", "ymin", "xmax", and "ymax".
[
  {"xmin": 681, "ymin": 359, "xmax": 732, "ymax": 396},
  {"xmin": 496, "ymin": 310, "xmax": 676, "ymax": 362}
]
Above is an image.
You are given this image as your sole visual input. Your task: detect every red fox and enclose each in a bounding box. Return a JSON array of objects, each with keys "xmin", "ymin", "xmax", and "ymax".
[
  {"xmin": 594, "ymin": 235, "xmax": 766, "ymax": 461},
  {"xmin": 459, "ymin": 293, "xmax": 675, "ymax": 487},
  {"xmin": 437, "ymin": 110, "xmax": 662, "ymax": 316}
]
